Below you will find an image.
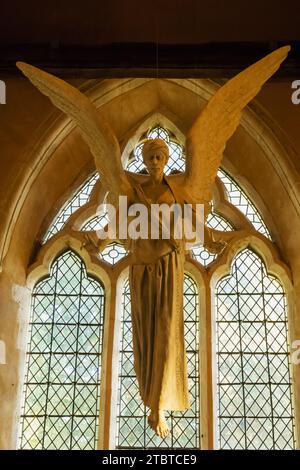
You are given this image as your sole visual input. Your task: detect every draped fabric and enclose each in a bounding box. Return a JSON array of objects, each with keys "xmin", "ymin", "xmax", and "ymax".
[
  {"xmin": 128, "ymin": 180, "xmax": 190, "ymax": 411},
  {"xmin": 129, "ymin": 249, "xmax": 189, "ymax": 410}
]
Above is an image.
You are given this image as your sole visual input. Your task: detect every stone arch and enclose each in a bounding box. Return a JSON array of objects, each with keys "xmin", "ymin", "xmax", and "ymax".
[
  {"xmin": 1, "ymin": 76, "xmax": 300, "ymax": 449},
  {"xmin": 2, "ymin": 76, "xmax": 300, "ymax": 271}
]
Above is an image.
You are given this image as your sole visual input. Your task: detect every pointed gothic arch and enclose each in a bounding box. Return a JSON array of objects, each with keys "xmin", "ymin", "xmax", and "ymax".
[{"xmin": 1, "ymin": 80, "xmax": 300, "ymax": 449}]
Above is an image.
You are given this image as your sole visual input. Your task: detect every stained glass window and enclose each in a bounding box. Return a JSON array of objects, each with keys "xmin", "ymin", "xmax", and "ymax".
[
  {"xmin": 191, "ymin": 213, "xmax": 233, "ymax": 267},
  {"xmin": 100, "ymin": 242, "xmax": 128, "ymax": 265},
  {"xmin": 42, "ymin": 174, "xmax": 99, "ymax": 243},
  {"xmin": 127, "ymin": 125, "xmax": 185, "ymax": 174},
  {"xmin": 34, "ymin": 123, "xmax": 296, "ymax": 450},
  {"xmin": 215, "ymin": 248, "xmax": 295, "ymax": 449},
  {"xmin": 42, "ymin": 126, "xmax": 270, "ymax": 254},
  {"xmin": 19, "ymin": 251, "xmax": 105, "ymax": 449},
  {"xmin": 116, "ymin": 276, "xmax": 200, "ymax": 449},
  {"xmin": 82, "ymin": 213, "xmax": 109, "ymax": 231},
  {"xmin": 218, "ymin": 170, "xmax": 271, "ymax": 239}
]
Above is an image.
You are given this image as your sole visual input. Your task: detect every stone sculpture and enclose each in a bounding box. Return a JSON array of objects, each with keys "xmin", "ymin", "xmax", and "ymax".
[{"xmin": 17, "ymin": 45, "xmax": 290, "ymax": 437}]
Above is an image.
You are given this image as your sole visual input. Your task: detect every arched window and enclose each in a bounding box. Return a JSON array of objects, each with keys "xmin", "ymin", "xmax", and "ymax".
[
  {"xmin": 215, "ymin": 249, "xmax": 295, "ymax": 449},
  {"xmin": 21, "ymin": 123, "xmax": 297, "ymax": 450},
  {"xmin": 19, "ymin": 251, "xmax": 105, "ymax": 449},
  {"xmin": 43, "ymin": 124, "xmax": 269, "ymax": 270},
  {"xmin": 117, "ymin": 276, "xmax": 199, "ymax": 449}
]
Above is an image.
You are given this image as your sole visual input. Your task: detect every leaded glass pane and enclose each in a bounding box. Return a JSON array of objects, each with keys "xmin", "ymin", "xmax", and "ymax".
[
  {"xmin": 19, "ymin": 251, "xmax": 104, "ymax": 450},
  {"xmin": 191, "ymin": 213, "xmax": 233, "ymax": 267},
  {"xmin": 216, "ymin": 248, "xmax": 295, "ymax": 449},
  {"xmin": 42, "ymin": 127, "xmax": 271, "ymax": 268},
  {"xmin": 43, "ymin": 174, "xmax": 99, "ymax": 243},
  {"xmin": 116, "ymin": 275, "xmax": 200, "ymax": 449},
  {"xmin": 100, "ymin": 242, "xmax": 128, "ymax": 265},
  {"xmin": 82, "ymin": 213, "xmax": 109, "ymax": 231},
  {"xmin": 218, "ymin": 169, "xmax": 271, "ymax": 239},
  {"xmin": 127, "ymin": 125, "xmax": 185, "ymax": 174}
]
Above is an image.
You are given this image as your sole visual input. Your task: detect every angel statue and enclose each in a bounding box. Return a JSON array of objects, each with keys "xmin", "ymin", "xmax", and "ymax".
[{"xmin": 17, "ymin": 45, "xmax": 290, "ymax": 438}]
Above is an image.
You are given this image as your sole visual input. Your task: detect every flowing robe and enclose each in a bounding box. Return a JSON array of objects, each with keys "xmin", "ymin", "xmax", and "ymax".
[{"xmin": 126, "ymin": 178, "xmax": 190, "ymax": 411}]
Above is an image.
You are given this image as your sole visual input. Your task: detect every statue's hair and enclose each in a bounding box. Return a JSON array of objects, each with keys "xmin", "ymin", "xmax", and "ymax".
[{"xmin": 141, "ymin": 138, "xmax": 169, "ymax": 161}]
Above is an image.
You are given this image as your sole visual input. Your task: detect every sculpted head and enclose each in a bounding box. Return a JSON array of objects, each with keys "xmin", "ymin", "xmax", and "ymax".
[{"xmin": 141, "ymin": 139, "xmax": 169, "ymax": 179}]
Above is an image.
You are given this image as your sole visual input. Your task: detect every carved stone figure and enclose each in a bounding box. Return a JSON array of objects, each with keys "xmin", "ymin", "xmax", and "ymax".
[{"xmin": 17, "ymin": 45, "xmax": 290, "ymax": 437}]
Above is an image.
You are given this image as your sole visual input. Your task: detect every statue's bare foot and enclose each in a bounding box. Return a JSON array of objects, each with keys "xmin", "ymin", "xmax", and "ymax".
[{"xmin": 148, "ymin": 409, "xmax": 170, "ymax": 438}]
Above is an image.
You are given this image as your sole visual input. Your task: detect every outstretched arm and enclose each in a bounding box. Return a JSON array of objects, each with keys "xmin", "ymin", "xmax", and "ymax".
[
  {"xmin": 71, "ymin": 203, "xmax": 130, "ymax": 254},
  {"xmin": 202, "ymin": 225, "xmax": 238, "ymax": 254}
]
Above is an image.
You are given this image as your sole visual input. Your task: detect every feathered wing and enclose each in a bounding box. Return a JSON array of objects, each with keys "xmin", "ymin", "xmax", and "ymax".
[
  {"xmin": 184, "ymin": 46, "xmax": 290, "ymax": 203},
  {"xmin": 16, "ymin": 61, "xmax": 132, "ymax": 205}
]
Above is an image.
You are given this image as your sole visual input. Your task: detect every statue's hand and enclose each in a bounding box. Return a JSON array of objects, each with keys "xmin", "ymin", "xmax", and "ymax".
[
  {"xmin": 96, "ymin": 237, "xmax": 111, "ymax": 253},
  {"xmin": 67, "ymin": 229, "xmax": 101, "ymax": 254},
  {"xmin": 203, "ymin": 239, "xmax": 227, "ymax": 255},
  {"xmin": 203, "ymin": 226, "xmax": 229, "ymax": 254},
  {"xmin": 80, "ymin": 232, "xmax": 101, "ymax": 254}
]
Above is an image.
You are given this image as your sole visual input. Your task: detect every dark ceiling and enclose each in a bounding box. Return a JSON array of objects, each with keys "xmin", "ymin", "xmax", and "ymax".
[{"xmin": 1, "ymin": 0, "xmax": 300, "ymax": 77}]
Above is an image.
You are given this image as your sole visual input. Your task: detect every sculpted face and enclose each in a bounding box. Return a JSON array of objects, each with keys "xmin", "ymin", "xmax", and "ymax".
[
  {"xmin": 141, "ymin": 139, "xmax": 169, "ymax": 180},
  {"xmin": 143, "ymin": 150, "xmax": 167, "ymax": 179}
]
